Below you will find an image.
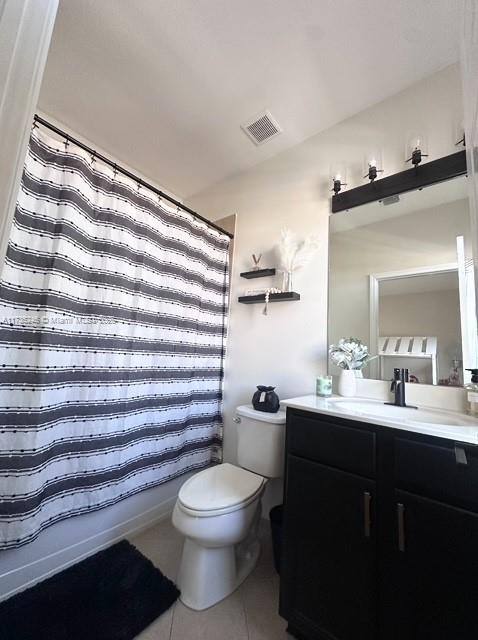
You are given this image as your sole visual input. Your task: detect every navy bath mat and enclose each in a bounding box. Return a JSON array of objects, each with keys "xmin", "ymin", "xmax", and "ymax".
[{"xmin": 0, "ymin": 539, "xmax": 180, "ymax": 640}]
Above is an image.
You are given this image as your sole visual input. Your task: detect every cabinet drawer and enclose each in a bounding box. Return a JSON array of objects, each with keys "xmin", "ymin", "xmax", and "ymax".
[
  {"xmin": 287, "ymin": 412, "xmax": 376, "ymax": 477},
  {"xmin": 394, "ymin": 437, "xmax": 478, "ymax": 511}
]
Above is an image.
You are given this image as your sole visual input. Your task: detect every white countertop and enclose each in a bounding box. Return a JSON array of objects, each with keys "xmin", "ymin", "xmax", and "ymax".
[{"xmin": 281, "ymin": 394, "xmax": 478, "ymax": 445}]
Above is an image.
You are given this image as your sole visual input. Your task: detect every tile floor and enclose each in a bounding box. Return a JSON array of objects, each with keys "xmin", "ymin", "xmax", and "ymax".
[{"xmin": 130, "ymin": 516, "xmax": 291, "ymax": 640}]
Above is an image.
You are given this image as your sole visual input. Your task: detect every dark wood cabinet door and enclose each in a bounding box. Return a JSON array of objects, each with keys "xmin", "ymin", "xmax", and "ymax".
[
  {"xmin": 385, "ymin": 491, "xmax": 478, "ymax": 640},
  {"xmin": 281, "ymin": 454, "xmax": 377, "ymax": 640}
]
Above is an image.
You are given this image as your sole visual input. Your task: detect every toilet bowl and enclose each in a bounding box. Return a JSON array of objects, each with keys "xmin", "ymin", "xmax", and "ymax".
[
  {"xmin": 172, "ymin": 405, "xmax": 286, "ymax": 610},
  {"xmin": 172, "ymin": 463, "xmax": 265, "ymax": 610}
]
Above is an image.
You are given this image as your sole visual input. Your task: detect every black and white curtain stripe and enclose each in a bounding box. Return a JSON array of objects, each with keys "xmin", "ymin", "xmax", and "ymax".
[{"xmin": 0, "ymin": 128, "xmax": 229, "ymax": 548}]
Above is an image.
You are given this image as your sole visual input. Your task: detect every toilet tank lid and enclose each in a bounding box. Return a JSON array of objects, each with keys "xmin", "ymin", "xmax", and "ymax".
[{"xmin": 236, "ymin": 404, "xmax": 286, "ymax": 424}]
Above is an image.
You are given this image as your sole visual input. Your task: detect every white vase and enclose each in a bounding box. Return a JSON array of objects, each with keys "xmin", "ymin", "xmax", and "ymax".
[
  {"xmin": 354, "ymin": 370, "xmax": 363, "ymax": 379},
  {"xmin": 338, "ymin": 369, "xmax": 357, "ymax": 397}
]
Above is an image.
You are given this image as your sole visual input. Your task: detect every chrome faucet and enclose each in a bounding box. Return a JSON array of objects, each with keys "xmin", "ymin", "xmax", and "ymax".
[{"xmin": 386, "ymin": 368, "xmax": 417, "ymax": 409}]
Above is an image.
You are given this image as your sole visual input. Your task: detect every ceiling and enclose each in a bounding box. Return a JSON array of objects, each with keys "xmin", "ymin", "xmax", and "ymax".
[{"xmin": 39, "ymin": 0, "xmax": 461, "ymax": 199}]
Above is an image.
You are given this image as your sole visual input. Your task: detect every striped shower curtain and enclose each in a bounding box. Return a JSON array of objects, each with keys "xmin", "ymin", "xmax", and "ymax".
[{"xmin": 0, "ymin": 127, "xmax": 229, "ymax": 548}]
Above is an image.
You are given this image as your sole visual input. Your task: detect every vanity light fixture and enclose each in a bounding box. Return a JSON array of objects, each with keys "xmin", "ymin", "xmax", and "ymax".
[
  {"xmin": 331, "ymin": 165, "xmax": 347, "ymax": 195},
  {"xmin": 405, "ymin": 135, "xmax": 428, "ymax": 167},
  {"xmin": 332, "ymin": 150, "xmax": 466, "ymax": 213},
  {"xmin": 363, "ymin": 152, "xmax": 384, "ymax": 182},
  {"xmin": 332, "ymin": 176, "xmax": 347, "ymax": 195},
  {"xmin": 364, "ymin": 160, "xmax": 383, "ymax": 182}
]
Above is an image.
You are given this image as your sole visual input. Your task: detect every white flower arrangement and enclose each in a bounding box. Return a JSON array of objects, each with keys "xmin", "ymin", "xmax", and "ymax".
[
  {"xmin": 329, "ymin": 337, "xmax": 376, "ymax": 371},
  {"xmin": 278, "ymin": 228, "xmax": 319, "ymax": 290}
]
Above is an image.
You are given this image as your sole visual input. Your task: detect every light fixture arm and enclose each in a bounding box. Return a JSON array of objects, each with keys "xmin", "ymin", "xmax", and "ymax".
[
  {"xmin": 363, "ymin": 167, "xmax": 384, "ymax": 181},
  {"xmin": 332, "ymin": 178, "xmax": 347, "ymax": 195},
  {"xmin": 405, "ymin": 148, "xmax": 428, "ymax": 166}
]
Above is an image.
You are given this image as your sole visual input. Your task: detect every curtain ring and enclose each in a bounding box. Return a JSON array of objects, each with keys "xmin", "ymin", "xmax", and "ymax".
[{"xmin": 113, "ymin": 163, "xmax": 118, "ymax": 178}]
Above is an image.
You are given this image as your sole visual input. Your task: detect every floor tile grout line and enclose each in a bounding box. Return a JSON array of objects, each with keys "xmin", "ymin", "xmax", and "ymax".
[
  {"xmin": 169, "ymin": 539, "xmax": 181, "ymax": 640},
  {"xmin": 168, "ymin": 601, "xmax": 176, "ymax": 640},
  {"xmin": 238, "ymin": 584, "xmax": 251, "ymax": 640}
]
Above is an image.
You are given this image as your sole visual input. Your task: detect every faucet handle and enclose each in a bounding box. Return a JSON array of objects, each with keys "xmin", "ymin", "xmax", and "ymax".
[{"xmin": 394, "ymin": 368, "xmax": 409, "ymax": 382}]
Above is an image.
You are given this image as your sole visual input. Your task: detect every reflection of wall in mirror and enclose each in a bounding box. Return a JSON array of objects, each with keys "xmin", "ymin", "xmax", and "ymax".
[
  {"xmin": 379, "ymin": 288, "xmax": 461, "ymax": 385},
  {"xmin": 329, "ymin": 198, "xmax": 471, "ymax": 380}
]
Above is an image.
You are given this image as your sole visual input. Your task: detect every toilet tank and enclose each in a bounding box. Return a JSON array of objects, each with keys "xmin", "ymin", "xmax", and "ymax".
[{"xmin": 235, "ymin": 405, "xmax": 287, "ymax": 478}]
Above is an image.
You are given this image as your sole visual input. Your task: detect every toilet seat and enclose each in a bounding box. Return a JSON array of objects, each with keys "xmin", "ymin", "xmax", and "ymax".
[{"xmin": 177, "ymin": 463, "xmax": 265, "ymax": 518}]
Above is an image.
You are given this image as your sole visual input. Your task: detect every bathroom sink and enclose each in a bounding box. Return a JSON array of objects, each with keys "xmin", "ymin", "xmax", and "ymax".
[{"xmin": 328, "ymin": 398, "xmax": 476, "ymax": 427}]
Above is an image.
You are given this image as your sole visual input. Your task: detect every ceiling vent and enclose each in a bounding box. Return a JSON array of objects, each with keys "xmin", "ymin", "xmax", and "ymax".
[{"xmin": 241, "ymin": 111, "xmax": 282, "ymax": 145}]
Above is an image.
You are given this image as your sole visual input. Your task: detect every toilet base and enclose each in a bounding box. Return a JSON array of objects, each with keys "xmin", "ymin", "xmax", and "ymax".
[{"xmin": 177, "ymin": 535, "xmax": 260, "ymax": 610}]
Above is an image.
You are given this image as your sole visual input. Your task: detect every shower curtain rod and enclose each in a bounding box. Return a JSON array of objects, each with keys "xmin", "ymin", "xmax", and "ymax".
[{"xmin": 33, "ymin": 114, "xmax": 234, "ymax": 239}]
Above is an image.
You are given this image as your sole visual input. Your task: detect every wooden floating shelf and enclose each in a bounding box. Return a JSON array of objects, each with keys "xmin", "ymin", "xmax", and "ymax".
[
  {"xmin": 238, "ymin": 292, "xmax": 300, "ymax": 304},
  {"xmin": 240, "ymin": 268, "xmax": 277, "ymax": 279}
]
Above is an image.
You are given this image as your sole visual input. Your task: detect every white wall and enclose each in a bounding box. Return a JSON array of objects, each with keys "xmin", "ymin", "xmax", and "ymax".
[
  {"xmin": 187, "ymin": 65, "xmax": 464, "ymax": 511},
  {"xmin": 462, "ymin": 0, "xmax": 478, "ymax": 309},
  {"xmin": 0, "ymin": 0, "xmax": 58, "ymax": 272}
]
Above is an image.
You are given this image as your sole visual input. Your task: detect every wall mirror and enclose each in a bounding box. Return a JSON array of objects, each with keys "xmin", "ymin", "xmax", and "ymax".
[{"xmin": 328, "ymin": 167, "xmax": 478, "ymax": 387}]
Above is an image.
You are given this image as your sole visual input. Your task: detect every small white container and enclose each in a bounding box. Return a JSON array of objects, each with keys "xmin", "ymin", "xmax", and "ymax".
[{"xmin": 338, "ymin": 370, "xmax": 357, "ymax": 397}]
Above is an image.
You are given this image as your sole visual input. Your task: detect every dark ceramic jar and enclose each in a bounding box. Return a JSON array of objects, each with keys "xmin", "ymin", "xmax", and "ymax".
[{"xmin": 252, "ymin": 385, "xmax": 280, "ymax": 413}]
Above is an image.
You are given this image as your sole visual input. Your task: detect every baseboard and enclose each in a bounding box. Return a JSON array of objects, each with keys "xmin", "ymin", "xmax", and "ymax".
[{"xmin": 0, "ymin": 495, "xmax": 177, "ymax": 602}]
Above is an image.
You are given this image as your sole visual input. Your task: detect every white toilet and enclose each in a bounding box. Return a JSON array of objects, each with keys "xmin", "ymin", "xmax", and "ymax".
[{"xmin": 172, "ymin": 404, "xmax": 286, "ymax": 610}]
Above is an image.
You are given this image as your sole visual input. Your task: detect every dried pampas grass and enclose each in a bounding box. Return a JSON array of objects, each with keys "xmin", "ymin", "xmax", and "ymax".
[{"xmin": 278, "ymin": 228, "xmax": 319, "ymax": 273}]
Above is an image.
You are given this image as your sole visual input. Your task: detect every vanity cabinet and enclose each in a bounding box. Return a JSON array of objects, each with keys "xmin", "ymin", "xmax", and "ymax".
[
  {"xmin": 384, "ymin": 492, "xmax": 478, "ymax": 640},
  {"xmin": 280, "ymin": 408, "xmax": 478, "ymax": 640},
  {"xmin": 283, "ymin": 455, "xmax": 377, "ymax": 640}
]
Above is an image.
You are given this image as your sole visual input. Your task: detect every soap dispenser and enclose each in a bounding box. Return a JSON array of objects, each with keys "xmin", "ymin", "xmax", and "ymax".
[{"xmin": 465, "ymin": 369, "xmax": 478, "ymax": 417}]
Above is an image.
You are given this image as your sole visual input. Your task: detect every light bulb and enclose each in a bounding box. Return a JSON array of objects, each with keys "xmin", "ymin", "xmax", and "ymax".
[
  {"xmin": 405, "ymin": 133, "xmax": 428, "ymax": 165},
  {"xmin": 363, "ymin": 151, "xmax": 383, "ymax": 182}
]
